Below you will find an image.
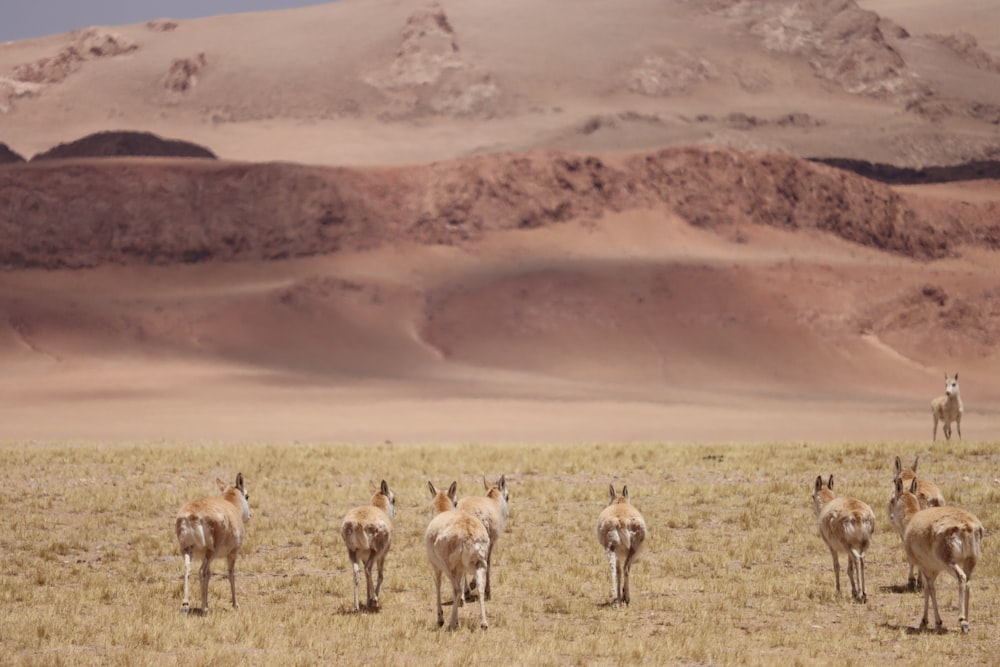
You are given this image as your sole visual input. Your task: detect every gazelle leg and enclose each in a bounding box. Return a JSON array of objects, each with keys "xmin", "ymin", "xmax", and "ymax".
[
  {"xmin": 349, "ymin": 555, "xmax": 361, "ymax": 611},
  {"xmin": 434, "ymin": 569, "xmax": 444, "ymax": 627},
  {"xmin": 829, "ymin": 548, "xmax": 841, "ymax": 594},
  {"xmin": 181, "ymin": 550, "xmax": 192, "ymax": 614},
  {"xmin": 475, "ymin": 567, "xmax": 488, "ymax": 629},
  {"xmin": 227, "ymin": 552, "xmax": 238, "ymax": 609},
  {"xmin": 606, "ymin": 548, "xmax": 620, "ymax": 606},
  {"xmin": 199, "ymin": 553, "xmax": 213, "ymax": 614},
  {"xmin": 363, "ymin": 556, "xmax": 376, "ymax": 609}
]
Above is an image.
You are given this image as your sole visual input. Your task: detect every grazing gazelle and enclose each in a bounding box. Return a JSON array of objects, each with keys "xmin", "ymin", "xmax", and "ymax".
[
  {"xmin": 340, "ymin": 480, "xmax": 396, "ymax": 612},
  {"xmin": 597, "ymin": 484, "xmax": 647, "ymax": 608},
  {"xmin": 889, "ymin": 455, "xmax": 945, "ymax": 591},
  {"xmin": 931, "ymin": 373, "xmax": 963, "ymax": 442},
  {"xmin": 811, "ymin": 475, "xmax": 875, "ymax": 603},
  {"xmin": 457, "ymin": 475, "xmax": 510, "ymax": 601},
  {"xmin": 425, "ymin": 481, "xmax": 490, "ymax": 630},
  {"xmin": 175, "ymin": 473, "xmax": 251, "ymax": 615},
  {"xmin": 888, "ymin": 476, "xmax": 983, "ymax": 633}
]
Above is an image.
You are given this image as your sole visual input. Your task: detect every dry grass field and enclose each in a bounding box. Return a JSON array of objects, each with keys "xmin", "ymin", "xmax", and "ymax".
[{"xmin": 1, "ymin": 438, "xmax": 997, "ymax": 666}]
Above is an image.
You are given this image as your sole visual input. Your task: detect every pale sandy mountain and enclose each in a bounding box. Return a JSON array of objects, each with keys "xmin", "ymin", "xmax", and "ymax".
[{"xmin": 0, "ymin": 0, "xmax": 999, "ymax": 443}]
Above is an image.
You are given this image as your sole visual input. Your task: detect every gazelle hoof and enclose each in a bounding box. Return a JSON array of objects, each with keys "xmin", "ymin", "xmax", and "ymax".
[{"xmin": 961, "ymin": 621, "xmax": 970, "ymax": 634}]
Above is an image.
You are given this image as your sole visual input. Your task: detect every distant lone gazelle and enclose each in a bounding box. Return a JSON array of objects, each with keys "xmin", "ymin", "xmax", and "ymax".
[
  {"xmin": 597, "ymin": 484, "xmax": 647, "ymax": 608},
  {"xmin": 931, "ymin": 373, "xmax": 962, "ymax": 442},
  {"xmin": 812, "ymin": 475, "xmax": 875, "ymax": 603}
]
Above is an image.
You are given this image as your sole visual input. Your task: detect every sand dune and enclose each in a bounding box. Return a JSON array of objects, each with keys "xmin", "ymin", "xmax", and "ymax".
[{"xmin": 1, "ymin": 0, "xmax": 999, "ymax": 443}]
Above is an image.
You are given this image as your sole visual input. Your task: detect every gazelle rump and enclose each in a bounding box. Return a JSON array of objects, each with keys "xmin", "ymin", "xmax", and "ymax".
[
  {"xmin": 425, "ymin": 481, "xmax": 490, "ymax": 630},
  {"xmin": 175, "ymin": 472, "xmax": 251, "ymax": 615},
  {"xmin": 812, "ymin": 475, "xmax": 875, "ymax": 603},
  {"xmin": 931, "ymin": 373, "xmax": 963, "ymax": 442},
  {"xmin": 597, "ymin": 484, "xmax": 646, "ymax": 608},
  {"xmin": 340, "ymin": 479, "xmax": 396, "ymax": 611},
  {"xmin": 889, "ymin": 455, "xmax": 945, "ymax": 591},
  {"xmin": 456, "ymin": 475, "xmax": 510, "ymax": 601},
  {"xmin": 888, "ymin": 476, "xmax": 983, "ymax": 633}
]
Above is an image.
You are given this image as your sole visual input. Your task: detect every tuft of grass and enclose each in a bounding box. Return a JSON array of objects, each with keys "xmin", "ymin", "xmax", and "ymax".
[{"xmin": 0, "ymin": 439, "xmax": 997, "ymax": 665}]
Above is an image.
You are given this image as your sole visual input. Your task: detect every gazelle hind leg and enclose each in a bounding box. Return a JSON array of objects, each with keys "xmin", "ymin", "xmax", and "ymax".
[
  {"xmin": 858, "ymin": 553, "xmax": 867, "ymax": 603},
  {"xmin": 448, "ymin": 574, "xmax": 462, "ymax": 630},
  {"xmin": 829, "ymin": 548, "xmax": 841, "ymax": 594},
  {"xmin": 953, "ymin": 565, "xmax": 970, "ymax": 633},
  {"xmin": 434, "ymin": 568, "xmax": 444, "ymax": 627},
  {"xmin": 350, "ymin": 557, "xmax": 361, "ymax": 611},
  {"xmin": 373, "ymin": 552, "xmax": 386, "ymax": 608},
  {"xmin": 622, "ymin": 548, "xmax": 637, "ymax": 606},
  {"xmin": 227, "ymin": 552, "xmax": 238, "ymax": 609},
  {"xmin": 199, "ymin": 554, "xmax": 212, "ymax": 614},
  {"xmin": 475, "ymin": 567, "xmax": 488, "ymax": 629},
  {"xmin": 181, "ymin": 550, "xmax": 192, "ymax": 614},
  {"xmin": 606, "ymin": 548, "xmax": 620, "ymax": 606}
]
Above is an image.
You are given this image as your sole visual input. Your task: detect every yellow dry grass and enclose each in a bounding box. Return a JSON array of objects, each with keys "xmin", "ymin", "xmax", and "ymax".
[{"xmin": 1, "ymin": 438, "xmax": 997, "ymax": 666}]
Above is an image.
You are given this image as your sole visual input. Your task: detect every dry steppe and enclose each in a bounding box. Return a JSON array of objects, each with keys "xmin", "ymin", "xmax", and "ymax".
[{"xmin": 2, "ymin": 438, "xmax": 999, "ymax": 666}]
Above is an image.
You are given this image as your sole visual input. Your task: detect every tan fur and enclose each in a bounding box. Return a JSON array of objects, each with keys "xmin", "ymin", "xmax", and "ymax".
[
  {"xmin": 888, "ymin": 477, "xmax": 983, "ymax": 633},
  {"xmin": 931, "ymin": 373, "xmax": 963, "ymax": 441},
  {"xmin": 597, "ymin": 484, "xmax": 647, "ymax": 608},
  {"xmin": 888, "ymin": 455, "xmax": 946, "ymax": 590},
  {"xmin": 425, "ymin": 481, "xmax": 490, "ymax": 630},
  {"xmin": 812, "ymin": 475, "xmax": 875, "ymax": 603},
  {"xmin": 340, "ymin": 479, "xmax": 395, "ymax": 612},
  {"xmin": 456, "ymin": 475, "xmax": 510, "ymax": 600},
  {"xmin": 175, "ymin": 472, "xmax": 251, "ymax": 615}
]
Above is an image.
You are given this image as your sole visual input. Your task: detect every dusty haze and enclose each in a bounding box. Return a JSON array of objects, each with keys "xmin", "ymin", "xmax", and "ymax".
[{"xmin": 1, "ymin": 0, "xmax": 999, "ymax": 444}]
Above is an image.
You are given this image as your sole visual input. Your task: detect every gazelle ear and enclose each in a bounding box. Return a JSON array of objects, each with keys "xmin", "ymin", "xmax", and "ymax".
[
  {"xmin": 380, "ymin": 480, "xmax": 390, "ymax": 496},
  {"xmin": 622, "ymin": 485, "xmax": 630, "ymax": 501},
  {"xmin": 910, "ymin": 478, "xmax": 919, "ymax": 494},
  {"xmin": 815, "ymin": 476, "xmax": 823, "ymax": 493},
  {"xmin": 894, "ymin": 477, "xmax": 903, "ymax": 493},
  {"xmin": 447, "ymin": 481, "xmax": 458, "ymax": 502},
  {"xmin": 498, "ymin": 474, "xmax": 506, "ymax": 490},
  {"xmin": 608, "ymin": 484, "xmax": 616, "ymax": 504},
  {"xmin": 482, "ymin": 476, "xmax": 489, "ymax": 491},
  {"xmin": 827, "ymin": 475, "xmax": 834, "ymax": 490},
  {"xmin": 955, "ymin": 373, "xmax": 959, "ymax": 380},
  {"xmin": 911, "ymin": 455, "xmax": 919, "ymax": 473},
  {"xmin": 236, "ymin": 473, "xmax": 245, "ymax": 491},
  {"xmin": 894, "ymin": 456, "xmax": 902, "ymax": 476},
  {"xmin": 427, "ymin": 481, "xmax": 437, "ymax": 498}
]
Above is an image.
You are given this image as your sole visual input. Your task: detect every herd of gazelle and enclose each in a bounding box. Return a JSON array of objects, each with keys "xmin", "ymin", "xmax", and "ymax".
[
  {"xmin": 171, "ymin": 472, "xmax": 643, "ymax": 628},
  {"xmin": 813, "ymin": 454, "xmax": 984, "ymax": 634},
  {"xmin": 172, "ymin": 375, "xmax": 981, "ymax": 632}
]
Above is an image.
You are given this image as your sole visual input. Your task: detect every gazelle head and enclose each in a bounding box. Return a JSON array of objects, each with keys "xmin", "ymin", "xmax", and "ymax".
[
  {"xmin": 371, "ymin": 479, "xmax": 396, "ymax": 519},
  {"xmin": 812, "ymin": 475, "xmax": 835, "ymax": 517},
  {"xmin": 428, "ymin": 481, "xmax": 458, "ymax": 515},
  {"xmin": 887, "ymin": 476, "xmax": 920, "ymax": 529},
  {"xmin": 219, "ymin": 472, "xmax": 251, "ymax": 523},
  {"xmin": 944, "ymin": 373, "xmax": 960, "ymax": 397},
  {"xmin": 607, "ymin": 484, "xmax": 630, "ymax": 505}
]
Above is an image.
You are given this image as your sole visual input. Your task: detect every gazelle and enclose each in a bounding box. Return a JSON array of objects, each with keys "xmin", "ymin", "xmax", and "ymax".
[
  {"xmin": 175, "ymin": 472, "xmax": 251, "ymax": 615},
  {"xmin": 456, "ymin": 475, "xmax": 510, "ymax": 601},
  {"xmin": 597, "ymin": 484, "xmax": 647, "ymax": 608},
  {"xmin": 811, "ymin": 475, "xmax": 875, "ymax": 603},
  {"xmin": 931, "ymin": 373, "xmax": 962, "ymax": 441},
  {"xmin": 889, "ymin": 455, "xmax": 945, "ymax": 591},
  {"xmin": 888, "ymin": 476, "xmax": 983, "ymax": 633},
  {"xmin": 340, "ymin": 480, "xmax": 396, "ymax": 611},
  {"xmin": 425, "ymin": 481, "xmax": 490, "ymax": 630}
]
